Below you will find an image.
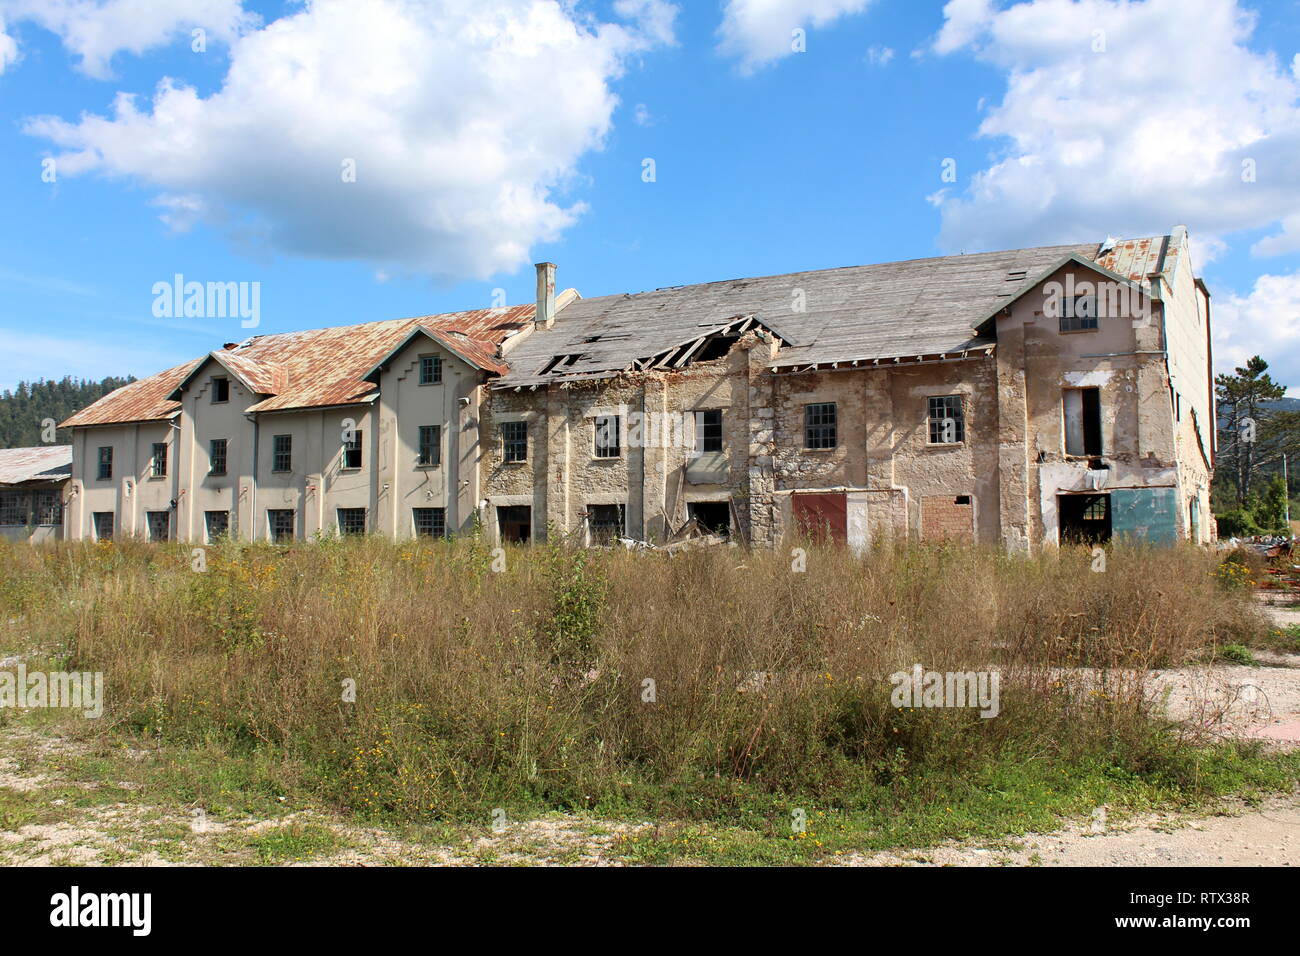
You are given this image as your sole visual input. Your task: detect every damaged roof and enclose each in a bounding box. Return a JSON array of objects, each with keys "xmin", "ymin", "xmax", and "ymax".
[
  {"xmin": 0, "ymin": 445, "xmax": 72, "ymax": 485},
  {"xmin": 63, "ymin": 305, "xmax": 534, "ymax": 427},
  {"xmin": 493, "ymin": 239, "xmax": 1172, "ymax": 387}
]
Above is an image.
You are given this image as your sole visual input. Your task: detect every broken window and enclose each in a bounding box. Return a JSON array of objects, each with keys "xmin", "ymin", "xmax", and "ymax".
[
  {"xmin": 342, "ymin": 431, "xmax": 363, "ymax": 469},
  {"xmin": 419, "ymin": 355, "xmax": 442, "ymax": 385},
  {"xmin": 34, "ymin": 491, "xmax": 61, "ymax": 526},
  {"xmin": 413, "ymin": 507, "xmax": 447, "ymax": 538},
  {"xmin": 93, "ymin": 512, "xmax": 114, "ymax": 540},
  {"xmin": 205, "ymin": 510, "xmax": 230, "ymax": 541},
  {"xmin": 1063, "ymin": 388, "xmax": 1103, "ymax": 457},
  {"xmin": 146, "ymin": 511, "xmax": 170, "ymax": 541},
  {"xmin": 1059, "ymin": 295, "xmax": 1098, "ymax": 332},
  {"xmin": 587, "ymin": 504, "xmax": 625, "ymax": 544},
  {"xmin": 337, "ymin": 508, "xmax": 366, "ymax": 536},
  {"xmin": 213, "ymin": 377, "xmax": 230, "ymax": 403},
  {"xmin": 594, "ymin": 415, "xmax": 621, "ymax": 458},
  {"xmin": 151, "ymin": 442, "xmax": 168, "ymax": 477},
  {"xmin": 273, "ymin": 434, "xmax": 292, "ymax": 472},
  {"xmin": 418, "ymin": 425, "xmax": 441, "ymax": 466},
  {"xmin": 805, "ymin": 403, "xmax": 837, "ymax": 449},
  {"xmin": 1059, "ymin": 493, "xmax": 1110, "ymax": 545},
  {"xmin": 268, "ymin": 509, "xmax": 295, "ymax": 543},
  {"xmin": 927, "ymin": 395, "xmax": 965, "ymax": 444},
  {"xmin": 209, "ymin": 439, "xmax": 228, "ymax": 476},
  {"xmin": 97, "ymin": 446, "xmax": 113, "ymax": 481},
  {"xmin": 498, "ymin": 505, "xmax": 531, "ymax": 544},
  {"xmin": 687, "ymin": 500, "xmax": 731, "ymax": 536},
  {"xmin": 501, "ymin": 421, "xmax": 528, "ymax": 463},
  {"xmin": 0, "ymin": 492, "xmax": 25, "ymax": 525},
  {"xmin": 695, "ymin": 409, "xmax": 723, "ymax": 454}
]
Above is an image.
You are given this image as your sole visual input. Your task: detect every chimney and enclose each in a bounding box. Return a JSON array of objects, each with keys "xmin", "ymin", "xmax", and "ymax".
[{"xmin": 535, "ymin": 261, "xmax": 556, "ymax": 330}]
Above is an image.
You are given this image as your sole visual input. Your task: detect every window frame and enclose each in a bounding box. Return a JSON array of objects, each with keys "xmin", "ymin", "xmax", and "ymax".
[
  {"xmin": 272, "ymin": 434, "xmax": 292, "ymax": 473},
  {"xmin": 1059, "ymin": 295, "xmax": 1099, "ymax": 332},
  {"xmin": 804, "ymin": 402, "xmax": 837, "ymax": 450},
  {"xmin": 342, "ymin": 430, "xmax": 363, "ymax": 470},
  {"xmin": 96, "ymin": 446, "xmax": 113, "ymax": 481},
  {"xmin": 927, "ymin": 395, "xmax": 966, "ymax": 445},
  {"xmin": 417, "ymin": 425, "xmax": 441, "ymax": 467},
  {"xmin": 336, "ymin": 507, "xmax": 367, "ymax": 536},
  {"xmin": 593, "ymin": 415, "xmax": 622, "ymax": 459},
  {"xmin": 418, "ymin": 354, "xmax": 443, "ymax": 386},
  {"xmin": 695, "ymin": 409, "xmax": 724, "ymax": 454},
  {"xmin": 150, "ymin": 442, "xmax": 168, "ymax": 478},
  {"xmin": 209, "ymin": 438, "xmax": 228, "ymax": 477},
  {"xmin": 412, "ymin": 507, "xmax": 447, "ymax": 538},
  {"xmin": 267, "ymin": 508, "xmax": 295, "ymax": 543},
  {"xmin": 212, "ymin": 376, "xmax": 231, "ymax": 403},
  {"xmin": 501, "ymin": 420, "xmax": 528, "ymax": 464}
]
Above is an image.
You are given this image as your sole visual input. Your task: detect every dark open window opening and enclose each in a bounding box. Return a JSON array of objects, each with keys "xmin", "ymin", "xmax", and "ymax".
[
  {"xmin": 146, "ymin": 511, "xmax": 171, "ymax": 541},
  {"xmin": 93, "ymin": 512, "xmax": 114, "ymax": 540},
  {"xmin": 418, "ymin": 425, "xmax": 441, "ymax": 466},
  {"xmin": 209, "ymin": 438, "xmax": 228, "ymax": 476},
  {"xmin": 213, "ymin": 377, "xmax": 230, "ymax": 403},
  {"xmin": 695, "ymin": 409, "xmax": 723, "ymax": 453},
  {"xmin": 1059, "ymin": 493, "xmax": 1111, "ymax": 545},
  {"xmin": 1063, "ymin": 387, "xmax": 1103, "ymax": 457},
  {"xmin": 342, "ymin": 431, "xmax": 363, "ymax": 469},
  {"xmin": 587, "ymin": 503, "xmax": 625, "ymax": 545},
  {"xmin": 268, "ymin": 509, "xmax": 295, "ymax": 543},
  {"xmin": 498, "ymin": 505, "xmax": 532, "ymax": 544},
  {"xmin": 205, "ymin": 510, "xmax": 230, "ymax": 541},
  {"xmin": 151, "ymin": 442, "xmax": 168, "ymax": 477},
  {"xmin": 687, "ymin": 500, "xmax": 731, "ymax": 536},
  {"xmin": 97, "ymin": 446, "xmax": 113, "ymax": 481},
  {"xmin": 694, "ymin": 333, "xmax": 740, "ymax": 362}
]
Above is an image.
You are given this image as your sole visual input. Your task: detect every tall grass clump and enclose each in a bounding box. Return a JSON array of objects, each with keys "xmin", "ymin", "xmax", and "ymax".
[{"xmin": 0, "ymin": 535, "xmax": 1272, "ymax": 821}]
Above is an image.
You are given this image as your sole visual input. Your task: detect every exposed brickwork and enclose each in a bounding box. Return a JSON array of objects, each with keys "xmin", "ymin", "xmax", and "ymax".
[{"xmin": 921, "ymin": 495, "xmax": 974, "ymax": 542}]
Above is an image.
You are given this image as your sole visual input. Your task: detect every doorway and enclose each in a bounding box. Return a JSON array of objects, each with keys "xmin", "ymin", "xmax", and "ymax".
[
  {"xmin": 1058, "ymin": 493, "xmax": 1111, "ymax": 545},
  {"xmin": 497, "ymin": 505, "xmax": 532, "ymax": 544}
]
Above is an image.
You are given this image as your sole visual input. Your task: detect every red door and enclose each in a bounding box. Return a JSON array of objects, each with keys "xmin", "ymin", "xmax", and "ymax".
[{"xmin": 792, "ymin": 492, "xmax": 848, "ymax": 544}]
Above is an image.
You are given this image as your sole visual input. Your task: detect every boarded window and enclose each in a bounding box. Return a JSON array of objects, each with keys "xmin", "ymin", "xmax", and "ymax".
[
  {"xmin": 501, "ymin": 421, "xmax": 527, "ymax": 463},
  {"xmin": 587, "ymin": 503, "xmax": 625, "ymax": 544},
  {"xmin": 343, "ymin": 431, "xmax": 363, "ymax": 469},
  {"xmin": 594, "ymin": 415, "xmax": 621, "ymax": 458},
  {"xmin": 273, "ymin": 435, "xmax": 292, "ymax": 472},
  {"xmin": 419, "ymin": 355, "xmax": 442, "ymax": 385},
  {"xmin": 805, "ymin": 403, "xmax": 837, "ymax": 449},
  {"xmin": 922, "ymin": 494, "xmax": 974, "ymax": 542},
  {"xmin": 97, "ymin": 446, "xmax": 113, "ymax": 481},
  {"xmin": 695, "ymin": 409, "xmax": 723, "ymax": 453},
  {"xmin": 268, "ymin": 509, "xmax": 295, "ymax": 543},
  {"xmin": 209, "ymin": 439, "xmax": 228, "ymax": 476},
  {"xmin": 146, "ymin": 511, "xmax": 171, "ymax": 541},
  {"xmin": 413, "ymin": 507, "xmax": 447, "ymax": 538},
  {"xmin": 205, "ymin": 510, "xmax": 230, "ymax": 541},
  {"xmin": 337, "ymin": 508, "xmax": 366, "ymax": 536},
  {"xmin": 927, "ymin": 395, "xmax": 965, "ymax": 444},
  {"xmin": 151, "ymin": 442, "xmax": 168, "ymax": 477},
  {"xmin": 1063, "ymin": 388, "xmax": 1102, "ymax": 457},
  {"xmin": 418, "ymin": 425, "xmax": 441, "ymax": 466}
]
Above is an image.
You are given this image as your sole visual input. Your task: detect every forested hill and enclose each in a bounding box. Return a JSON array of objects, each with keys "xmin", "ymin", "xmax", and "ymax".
[{"xmin": 0, "ymin": 377, "xmax": 135, "ymax": 448}]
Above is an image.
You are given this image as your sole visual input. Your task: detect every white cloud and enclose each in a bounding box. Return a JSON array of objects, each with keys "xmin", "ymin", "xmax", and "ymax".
[
  {"xmin": 24, "ymin": 0, "xmax": 675, "ymax": 282},
  {"xmin": 0, "ymin": 0, "xmax": 257, "ymax": 79},
  {"xmin": 718, "ymin": 0, "xmax": 874, "ymax": 73},
  {"xmin": 613, "ymin": 0, "xmax": 678, "ymax": 48},
  {"xmin": 865, "ymin": 44, "xmax": 893, "ymax": 66},
  {"xmin": 1212, "ymin": 271, "xmax": 1300, "ymax": 389},
  {"xmin": 929, "ymin": 0, "xmax": 1300, "ymax": 259},
  {"xmin": 0, "ymin": 16, "xmax": 17, "ymax": 74}
]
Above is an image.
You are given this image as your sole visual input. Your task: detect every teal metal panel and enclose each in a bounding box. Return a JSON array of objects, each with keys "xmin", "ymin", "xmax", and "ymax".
[{"xmin": 1111, "ymin": 487, "xmax": 1178, "ymax": 546}]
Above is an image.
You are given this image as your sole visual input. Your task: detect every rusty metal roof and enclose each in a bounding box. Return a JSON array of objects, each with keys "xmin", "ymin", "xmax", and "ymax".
[
  {"xmin": 62, "ymin": 305, "xmax": 533, "ymax": 426},
  {"xmin": 0, "ymin": 445, "xmax": 72, "ymax": 484}
]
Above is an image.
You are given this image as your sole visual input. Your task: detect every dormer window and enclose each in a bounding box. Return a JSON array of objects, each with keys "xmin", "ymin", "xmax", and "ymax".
[{"xmin": 213, "ymin": 377, "xmax": 230, "ymax": 403}]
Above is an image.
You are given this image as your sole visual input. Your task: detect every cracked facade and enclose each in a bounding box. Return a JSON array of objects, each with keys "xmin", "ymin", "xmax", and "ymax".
[{"xmin": 60, "ymin": 227, "xmax": 1214, "ymax": 552}]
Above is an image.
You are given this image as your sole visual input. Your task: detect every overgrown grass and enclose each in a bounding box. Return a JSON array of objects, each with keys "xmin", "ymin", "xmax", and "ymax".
[{"xmin": 0, "ymin": 535, "xmax": 1287, "ymax": 851}]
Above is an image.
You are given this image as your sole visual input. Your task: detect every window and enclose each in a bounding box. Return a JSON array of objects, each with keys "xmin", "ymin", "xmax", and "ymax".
[
  {"xmin": 34, "ymin": 491, "xmax": 62, "ymax": 526},
  {"xmin": 337, "ymin": 508, "xmax": 366, "ymax": 536},
  {"xmin": 594, "ymin": 415, "xmax": 621, "ymax": 458},
  {"xmin": 413, "ymin": 507, "xmax": 447, "ymax": 538},
  {"xmin": 498, "ymin": 505, "xmax": 531, "ymax": 544},
  {"xmin": 213, "ymin": 376, "xmax": 230, "ymax": 403},
  {"xmin": 209, "ymin": 439, "xmax": 228, "ymax": 476},
  {"xmin": 695, "ymin": 409, "xmax": 723, "ymax": 454},
  {"xmin": 273, "ymin": 435, "xmax": 292, "ymax": 472},
  {"xmin": 419, "ymin": 355, "xmax": 442, "ymax": 385},
  {"xmin": 97, "ymin": 446, "xmax": 113, "ymax": 481},
  {"xmin": 501, "ymin": 421, "xmax": 527, "ymax": 463},
  {"xmin": 928, "ymin": 396, "xmax": 966, "ymax": 444},
  {"xmin": 343, "ymin": 431, "xmax": 363, "ymax": 469},
  {"xmin": 804, "ymin": 403, "xmax": 837, "ymax": 449},
  {"xmin": 0, "ymin": 491, "xmax": 25, "ymax": 525},
  {"xmin": 1063, "ymin": 388, "xmax": 1103, "ymax": 457},
  {"xmin": 93, "ymin": 512, "xmax": 114, "ymax": 540},
  {"xmin": 267, "ymin": 509, "xmax": 295, "ymax": 543},
  {"xmin": 687, "ymin": 500, "xmax": 731, "ymax": 536},
  {"xmin": 587, "ymin": 504, "xmax": 625, "ymax": 544},
  {"xmin": 205, "ymin": 510, "xmax": 230, "ymax": 541},
  {"xmin": 151, "ymin": 442, "xmax": 168, "ymax": 477},
  {"xmin": 1059, "ymin": 295, "xmax": 1099, "ymax": 332},
  {"xmin": 418, "ymin": 425, "xmax": 441, "ymax": 467},
  {"xmin": 146, "ymin": 511, "xmax": 170, "ymax": 541}
]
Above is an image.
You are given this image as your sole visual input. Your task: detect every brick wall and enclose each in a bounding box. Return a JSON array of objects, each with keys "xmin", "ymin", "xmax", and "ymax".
[{"xmin": 921, "ymin": 494, "xmax": 974, "ymax": 542}]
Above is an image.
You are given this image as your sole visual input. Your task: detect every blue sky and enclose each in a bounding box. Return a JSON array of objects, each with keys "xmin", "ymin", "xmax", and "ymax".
[{"xmin": 1, "ymin": 0, "xmax": 1299, "ymax": 393}]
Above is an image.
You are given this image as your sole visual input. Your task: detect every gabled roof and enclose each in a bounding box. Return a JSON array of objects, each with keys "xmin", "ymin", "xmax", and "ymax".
[
  {"xmin": 62, "ymin": 305, "xmax": 534, "ymax": 427},
  {"xmin": 0, "ymin": 445, "xmax": 72, "ymax": 485},
  {"xmin": 362, "ymin": 325, "xmax": 509, "ymax": 381}
]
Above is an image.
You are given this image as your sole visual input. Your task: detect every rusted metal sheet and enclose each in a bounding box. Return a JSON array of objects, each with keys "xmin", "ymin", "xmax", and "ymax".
[
  {"xmin": 60, "ymin": 360, "xmax": 197, "ymax": 428},
  {"xmin": 0, "ymin": 445, "xmax": 72, "ymax": 484},
  {"xmin": 792, "ymin": 492, "xmax": 848, "ymax": 544}
]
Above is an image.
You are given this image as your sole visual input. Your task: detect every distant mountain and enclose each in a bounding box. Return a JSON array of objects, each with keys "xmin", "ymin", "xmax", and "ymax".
[{"xmin": 0, "ymin": 377, "xmax": 135, "ymax": 449}]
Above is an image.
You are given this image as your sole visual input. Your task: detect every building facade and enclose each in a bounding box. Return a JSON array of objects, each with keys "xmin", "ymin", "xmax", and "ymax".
[
  {"xmin": 0, "ymin": 446, "xmax": 71, "ymax": 543},
  {"xmin": 61, "ymin": 228, "xmax": 1215, "ymax": 552}
]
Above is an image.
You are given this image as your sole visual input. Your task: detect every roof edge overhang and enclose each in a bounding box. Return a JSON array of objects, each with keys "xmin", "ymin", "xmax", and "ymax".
[
  {"xmin": 169, "ymin": 350, "xmax": 273, "ymax": 401},
  {"xmin": 770, "ymin": 347, "xmax": 996, "ymax": 375},
  {"xmin": 58, "ymin": 410, "xmax": 181, "ymax": 430},
  {"xmin": 973, "ymin": 252, "xmax": 1158, "ymax": 336},
  {"xmin": 245, "ymin": 396, "xmax": 379, "ymax": 416},
  {"xmin": 362, "ymin": 325, "xmax": 499, "ymax": 383}
]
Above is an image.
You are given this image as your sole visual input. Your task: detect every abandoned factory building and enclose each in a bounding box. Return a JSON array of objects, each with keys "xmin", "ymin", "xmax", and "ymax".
[{"xmin": 60, "ymin": 226, "xmax": 1214, "ymax": 552}]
